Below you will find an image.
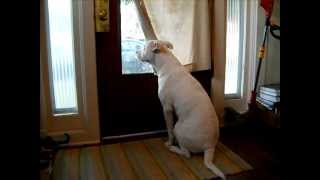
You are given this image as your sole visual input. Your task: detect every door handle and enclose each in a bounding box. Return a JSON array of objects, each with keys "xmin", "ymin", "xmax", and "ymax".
[
  {"xmin": 95, "ymin": 0, "xmax": 109, "ymax": 32},
  {"xmin": 98, "ymin": 10, "xmax": 108, "ymax": 21}
]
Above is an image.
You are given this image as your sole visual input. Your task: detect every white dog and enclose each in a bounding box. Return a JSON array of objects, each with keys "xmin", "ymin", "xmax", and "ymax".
[{"xmin": 136, "ymin": 40, "xmax": 225, "ymax": 179}]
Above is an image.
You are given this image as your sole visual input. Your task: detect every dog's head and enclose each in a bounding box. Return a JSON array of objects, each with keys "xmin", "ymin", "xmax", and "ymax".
[{"xmin": 136, "ymin": 40, "xmax": 173, "ymax": 64}]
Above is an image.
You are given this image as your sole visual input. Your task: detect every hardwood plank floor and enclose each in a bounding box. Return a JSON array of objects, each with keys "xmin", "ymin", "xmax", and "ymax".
[
  {"xmin": 143, "ymin": 138, "xmax": 198, "ymax": 180},
  {"xmin": 121, "ymin": 140, "xmax": 168, "ymax": 180},
  {"xmin": 79, "ymin": 146, "xmax": 108, "ymax": 180},
  {"xmin": 100, "ymin": 143, "xmax": 138, "ymax": 180},
  {"xmin": 43, "ymin": 137, "xmax": 253, "ymax": 180}
]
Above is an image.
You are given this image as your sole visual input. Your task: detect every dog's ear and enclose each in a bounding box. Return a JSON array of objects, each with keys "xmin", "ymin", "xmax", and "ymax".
[{"xmin": 151, "ymin": 41, "xmax": 161, "ymax": 53}]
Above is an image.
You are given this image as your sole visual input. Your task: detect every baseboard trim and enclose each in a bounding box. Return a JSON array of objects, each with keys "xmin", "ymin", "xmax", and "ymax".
[
  {"xmin": 102, "ymin": 130, "xmax": 167, "ymax": 140},
  {"xmin": 60, "ymin": 140, "xmax": 101, "ymax": 148},
  {"xmin": 102, "ymin": 130, "xmax": 168, "ymax": 144}
]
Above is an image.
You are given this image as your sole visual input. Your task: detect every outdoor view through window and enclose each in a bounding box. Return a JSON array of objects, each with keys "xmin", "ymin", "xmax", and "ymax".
[{"xmin": 121, "ymin": 0, "xmax": 154, "ymax": 74}]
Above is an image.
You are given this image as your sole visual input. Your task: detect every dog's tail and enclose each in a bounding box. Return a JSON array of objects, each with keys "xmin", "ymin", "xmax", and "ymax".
[{"xmin": 204, "ymin": 148, "xmax": 226, "ymax": 180}]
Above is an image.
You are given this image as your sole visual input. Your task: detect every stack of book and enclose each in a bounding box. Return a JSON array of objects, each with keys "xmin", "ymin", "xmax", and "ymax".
[{"xmin": 256, "ymin": 84, "xmax": 280, "ymax": 110}]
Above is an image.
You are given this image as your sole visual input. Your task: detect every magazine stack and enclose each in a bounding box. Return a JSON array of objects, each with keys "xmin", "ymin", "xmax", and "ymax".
[{"xmin": 256, "ymin": 84, "xmax": 280, "ymax": 111}]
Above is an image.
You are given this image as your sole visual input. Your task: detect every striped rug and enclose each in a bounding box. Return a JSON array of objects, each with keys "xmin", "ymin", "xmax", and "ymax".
[{"xmin": 41, "ymin": 137, "xmax": 253, "ymax": 180}]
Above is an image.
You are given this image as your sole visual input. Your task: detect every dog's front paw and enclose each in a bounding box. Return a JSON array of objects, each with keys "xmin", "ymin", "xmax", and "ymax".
[
  {"xmin": 183, "ymin": 151, "xmax": 191, "ymax": 159},
  {"xmin": 165, "ymin": 141, "xmax": 173, "ymax": 147}
]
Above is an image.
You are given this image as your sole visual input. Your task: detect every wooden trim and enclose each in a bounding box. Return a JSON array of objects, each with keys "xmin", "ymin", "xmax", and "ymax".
[
  {"xmin": 103, "ymin": 130, "xmax": 167, "ymax": 140},
  {"xmin": 46, "ymin": 129, "xmax": 86, "ymax": 136},
  {"xmin": 46, "ymin": 129, "xmax": 101, "ymax": 146},
  {"xmin": 208, "ymin": 0, "xmax": 214, "ymax": 72},
  {"xmin": 102, "ymin": 130, "xmax": 167, "ymax": 144},
  {"xmin": 211, "ymin": 0, "xmax": 227, "ymax": 126},
  {"xmin": 77, "ymin": 0, "xmax": 101, "ymax": 143},
  {"xmin": 59, "ymin": 140, "xmax": 101, "ymax": 149}
]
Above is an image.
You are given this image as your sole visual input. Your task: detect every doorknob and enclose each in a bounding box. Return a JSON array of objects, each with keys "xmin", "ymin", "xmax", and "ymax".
[
  {"xmin": 98, "ymin": 10, "xmax": 108, "ymax": 21},
  {"xmin": 95, "ymin": 0, "xmax": 109, "ymax": 32}
]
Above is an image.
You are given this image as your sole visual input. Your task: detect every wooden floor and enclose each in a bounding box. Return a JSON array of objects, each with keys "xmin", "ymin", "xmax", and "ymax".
[
  {"xmin": 41, "ymin": 137, "xmax": 253, "ymax": 180},
  {"xmin": 40, "ymin": 120, "xmax": 280, "ymax": 180}
]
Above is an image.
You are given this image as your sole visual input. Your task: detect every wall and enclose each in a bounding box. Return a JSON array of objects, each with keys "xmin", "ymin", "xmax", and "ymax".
[{"xmin": 256, "ymin": 0, "xmax": 280, "ymax": 86}]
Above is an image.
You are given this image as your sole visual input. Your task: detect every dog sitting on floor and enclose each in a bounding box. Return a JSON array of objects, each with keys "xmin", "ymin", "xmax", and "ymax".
[{"xmin": 136, "ymin": 40, "xmax": 226, "ymax": 179}]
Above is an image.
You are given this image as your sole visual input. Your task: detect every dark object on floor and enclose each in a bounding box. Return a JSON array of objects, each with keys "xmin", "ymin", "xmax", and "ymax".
[
  {"xmin": 40, "ymin": 133, "xmax": 70, "ymax": 172},
  {"xmin": 223, "ymin": 107, "xmax": 248, "ymax": 127},
  {"xmin": 40, "ymin": 133, "xmax": 70, "ymax": 150},
  {"xmin": 220, "ymin": 125, "xmax": 280, "ymax": 180}
]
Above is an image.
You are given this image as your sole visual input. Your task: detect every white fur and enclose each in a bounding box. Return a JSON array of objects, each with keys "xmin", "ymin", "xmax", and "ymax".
[{"xmin": 137, "ymin": 40, "xmax": 226, "ymax": 179}]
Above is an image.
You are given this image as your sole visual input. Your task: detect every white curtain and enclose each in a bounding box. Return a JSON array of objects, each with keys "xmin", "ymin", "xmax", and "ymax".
[{"xmin": 138, "ymin": 0, "xmax": 211, "ymax": 71}]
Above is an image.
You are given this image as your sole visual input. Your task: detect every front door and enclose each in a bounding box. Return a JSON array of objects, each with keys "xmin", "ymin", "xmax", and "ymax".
[
  {"xmin": 96, "ymin": 0, "xmax": 165, "ymax": 138},
  {"xmin": 96, "ymin": 0, "xmax": 212, "ymax": 138}
]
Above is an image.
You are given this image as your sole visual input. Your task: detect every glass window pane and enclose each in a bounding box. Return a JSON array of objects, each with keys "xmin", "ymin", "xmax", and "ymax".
[
  {"xmin": 225, "ymin": 0, "xmax": 244, "ymax": 95},
  {"xmin": 47, "ymin": 0, "xmax": 78, "ymax": 113},
  {"xmin": 120, "ymin": 0, "xmax": 154, "ymax": 74}
]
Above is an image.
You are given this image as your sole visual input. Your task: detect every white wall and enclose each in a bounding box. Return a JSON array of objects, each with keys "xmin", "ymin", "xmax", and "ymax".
[{"xmin": 256, "ymin": 0, "xmax": 280, "ymax": 86}]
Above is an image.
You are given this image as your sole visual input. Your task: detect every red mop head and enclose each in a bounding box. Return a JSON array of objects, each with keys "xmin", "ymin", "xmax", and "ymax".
[{"xmin": 260, "ymin": 0, "xmax": 274, "ymax": 17}]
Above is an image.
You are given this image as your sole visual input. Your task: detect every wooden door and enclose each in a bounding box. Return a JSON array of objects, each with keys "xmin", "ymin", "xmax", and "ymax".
[{"xmin": 96, "ymin": 0, "xmax": 212, "ymax": 138}]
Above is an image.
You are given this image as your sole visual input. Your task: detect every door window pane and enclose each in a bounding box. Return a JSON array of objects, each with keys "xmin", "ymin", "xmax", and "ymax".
[{"xmin": 121, "ymin": 0, "xmax": 154, "ymax": 74}]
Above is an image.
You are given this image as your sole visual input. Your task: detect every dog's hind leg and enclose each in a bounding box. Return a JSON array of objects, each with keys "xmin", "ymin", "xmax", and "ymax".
[
  {"xmin": 204, "ymin": 148, "xmax": 226, "ymax": 180},
  {"xmin": 166, "ymin": 132, "xmax": 191, "ymax": 158},
  {"xmin": 167, "ymin": 144, "xmax": 191, "ymax": 158}
]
